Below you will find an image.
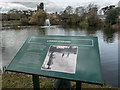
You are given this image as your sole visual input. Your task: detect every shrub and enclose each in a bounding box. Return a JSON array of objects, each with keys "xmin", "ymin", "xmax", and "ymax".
[
  {"xmin": 87, "ymin": 14, "xmax": 101, "ymax": 27},
  {"xmin": 29, "ymin": 10, "xmax": 47, "ymax": 26},
  {"xmin": 105, "ymin": 9, "xmax": 119, "ymax": 25},
  {"xmin": 20, "ymin": 18, "xmax": 29, "ymax": 25},
  {"xmin": 79, "ymin": 21, "xmax": 88, "ymax": 28}
]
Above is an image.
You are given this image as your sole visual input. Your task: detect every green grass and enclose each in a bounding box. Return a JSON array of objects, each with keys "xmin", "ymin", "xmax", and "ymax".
[
  {"xmin": 2, "ymin": 73, "xmax": 120, "ymax": 89},
  {"xmin": 2, "ymin": 20, "xmax": 21, "ymax": 24}
]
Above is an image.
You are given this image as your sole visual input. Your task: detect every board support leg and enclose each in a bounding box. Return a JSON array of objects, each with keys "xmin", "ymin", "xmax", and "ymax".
[
  {"xmin": 76, "ymin": 81, "xmax": 82, "ymax": 90},
  {"xmin": 32, "ymin": 74, "xmax": 40, "ymax": 90},
  {"xmin": 53, "ymin": 79, "xmax": 71, "ymax": 90}
]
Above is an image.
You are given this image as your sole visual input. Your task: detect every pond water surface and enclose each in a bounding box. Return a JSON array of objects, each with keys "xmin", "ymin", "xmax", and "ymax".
[{"xmin": 1, "ymin": 26, "xmax": 119, "ymax": 87}]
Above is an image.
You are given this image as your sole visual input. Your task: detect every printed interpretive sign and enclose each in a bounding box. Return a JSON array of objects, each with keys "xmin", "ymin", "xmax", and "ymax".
[
  {"xmin": 41, "ymin": 45, "xmax": 78, "ymax": 74},
  {"xmin": 6, "ymin": 35, "xmax": 103, "ymax": 85}
]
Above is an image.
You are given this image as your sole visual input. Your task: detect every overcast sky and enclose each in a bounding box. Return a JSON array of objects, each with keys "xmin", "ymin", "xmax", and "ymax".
[{"xmin": 0, "ymin": 0, "xmax": 120, "ymax": 13}]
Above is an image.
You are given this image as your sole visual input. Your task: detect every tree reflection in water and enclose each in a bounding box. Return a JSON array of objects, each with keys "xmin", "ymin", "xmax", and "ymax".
[{"xmin": 103, "ymin": 27, "xmax": 116, "ymax": 43}]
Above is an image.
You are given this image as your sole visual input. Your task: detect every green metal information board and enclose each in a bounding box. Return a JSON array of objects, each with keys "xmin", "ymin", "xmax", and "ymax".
[{"xmin": 6, "ymin": 35, "xmax": 103, "ymax": 85}]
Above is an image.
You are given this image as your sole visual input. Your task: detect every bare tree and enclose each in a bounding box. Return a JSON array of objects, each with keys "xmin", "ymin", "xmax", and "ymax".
[
  {"xmin": 64, "ymin": 6, "xmax": 73, "ymax": 14},
  {"xmin": 87, "ymin": 3, "xmax": 98, "ymax": 15},
  {"xmin": 75, "ymin": 7, "xmax": 86, "ymax": 16}
]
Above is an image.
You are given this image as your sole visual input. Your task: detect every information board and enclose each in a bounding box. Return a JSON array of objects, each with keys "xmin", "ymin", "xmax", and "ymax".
[{"xmin": 6, "ymin": 35, "xmax": 103, "ymax": 85}]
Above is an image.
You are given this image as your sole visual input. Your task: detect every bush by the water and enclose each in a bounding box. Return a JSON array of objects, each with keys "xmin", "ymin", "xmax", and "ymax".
[
  {"xmin": 20, "ymin": 18, "xmax": 29, "ymax": 25},
  {"xmin": 105, "ymin": 8, "xmax": 119, "ymax": 25},
  {"xmin": 29, "ymin": 10, "xmax": 47, "ymax": 26},
  {"xmin": 79, "ymin": 21, "xmax": 88, "ymax": 28},
  {"xmin": 87, "ymin": 14, "xmax": 101, "ymax": 27}
]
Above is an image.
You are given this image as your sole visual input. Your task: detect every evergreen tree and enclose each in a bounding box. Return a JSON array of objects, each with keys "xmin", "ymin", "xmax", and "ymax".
[{"xmin": 105, "ymin": 8, "xmax": 119, "ymax": 25}]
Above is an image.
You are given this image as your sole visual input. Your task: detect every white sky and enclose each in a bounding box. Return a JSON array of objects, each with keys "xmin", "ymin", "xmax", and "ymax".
[
  {"xmin": 0, "ymin": 0, "xmax": 119, "ymax": 5},
  {"xmin": 0, "ymin": 0, "xmax": 120, "ymax": 13}
]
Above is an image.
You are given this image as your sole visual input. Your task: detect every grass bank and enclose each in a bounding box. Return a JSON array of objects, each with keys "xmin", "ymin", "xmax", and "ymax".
[
  {"xmin": 2, "ymin": 73, "xmax": 119, "ymax": 90},
  {"xmin": 2, "ymin": 20, "xmax": 21, "ymax": 27}
]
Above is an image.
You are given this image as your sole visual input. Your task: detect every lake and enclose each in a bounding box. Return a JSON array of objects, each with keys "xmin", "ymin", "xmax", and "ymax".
[{"xmin": 1, "ymin": 25, "xmax": 119, "ymax": 87}]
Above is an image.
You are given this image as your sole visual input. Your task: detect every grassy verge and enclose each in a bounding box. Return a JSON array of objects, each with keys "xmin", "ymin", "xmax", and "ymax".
[
  {"xmin": 2, "ymin": 73, "xmax": 119, "ymax": 89},
  {"xmin": 2, "ymin": 20, "xmax": 21, "ymax": 24},
  {"xmin": 2, "ymin": 20, "xmax": 21, "ymax": 27}
]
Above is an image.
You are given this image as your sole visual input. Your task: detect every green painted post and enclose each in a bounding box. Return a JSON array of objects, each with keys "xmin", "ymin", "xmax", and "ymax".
[
  {"xmin": 32, "ymin": 74, "xmax": 40, "ymax": 90},
  {"xmin": 76, "ymin": 81, "xmax": 82, "ymax": 90}
]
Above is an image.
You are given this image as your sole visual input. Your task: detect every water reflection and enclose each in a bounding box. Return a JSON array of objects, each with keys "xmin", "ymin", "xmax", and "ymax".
[
  {"xmin": 85, "ymin": 27, "xmax": 98, "ymax": 36},
  {"xmin": 45, "ymin": 26, "xmax": 117, "ymax": 43},
  {"xmin": 103, "ymin": 27, "xmax": 116, "ymax": 43},
  {"xmin": 3, "ymin": 26, "xmax": 117, "ymax": 44}
]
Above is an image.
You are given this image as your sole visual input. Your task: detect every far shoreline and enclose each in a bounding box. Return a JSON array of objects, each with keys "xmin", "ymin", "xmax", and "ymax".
[{"xmin": 2, "ymin": 20, "xmax": 120, "ymax": 30}]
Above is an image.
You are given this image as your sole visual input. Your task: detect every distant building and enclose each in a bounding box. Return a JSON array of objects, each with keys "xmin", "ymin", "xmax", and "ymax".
[
  {"xmin": 37, "ymin": 2, "xmax": 44, "ymax": 11},
  {"xmin": 118, "ymin": 1, "xmax": 120, "ymax": 7}
]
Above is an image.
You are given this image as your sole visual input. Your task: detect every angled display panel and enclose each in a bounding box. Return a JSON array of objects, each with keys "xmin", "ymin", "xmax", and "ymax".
[{"xmin": 6, "ymin": 35, "xmax": 103, "ymax": 85}]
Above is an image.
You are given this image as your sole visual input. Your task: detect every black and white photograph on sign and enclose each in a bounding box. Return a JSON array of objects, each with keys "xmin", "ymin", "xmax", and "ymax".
[{"xmin": 41, "ymin": 45, "xmax": 78, "ymax": 74}]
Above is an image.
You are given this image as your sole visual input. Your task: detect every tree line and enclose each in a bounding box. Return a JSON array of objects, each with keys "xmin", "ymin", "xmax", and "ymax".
[{"xmin": 2, "ymin": 3, "xmax": 120, "ymax": 27}]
